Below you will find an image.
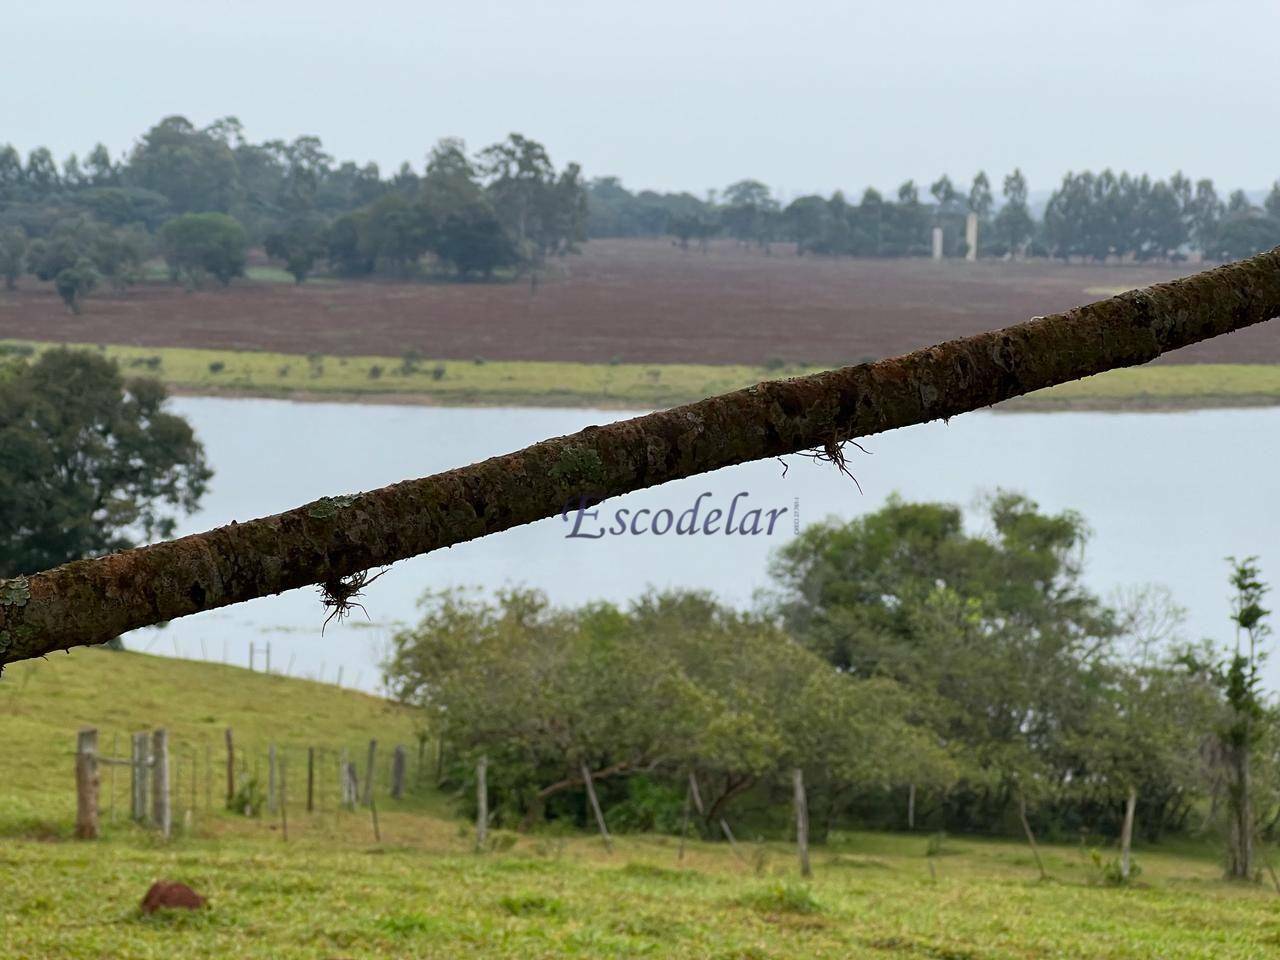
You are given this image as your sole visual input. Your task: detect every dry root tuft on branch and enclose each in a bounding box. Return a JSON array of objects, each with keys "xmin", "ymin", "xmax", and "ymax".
[
  {"xmin": 318, "ymin": 569, "xmax": 387, "ymax": 634},
  {"xmin": 795, "ymin": 437, "xmax": 871, "ymax": 493}
]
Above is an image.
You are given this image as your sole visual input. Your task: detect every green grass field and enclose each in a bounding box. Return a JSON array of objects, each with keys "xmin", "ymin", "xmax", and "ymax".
[
  {"xmin": 2, "ymin": 649, "xmax": 1277, "ymax": 958},
  {"xmin": 5, "ymin": 338, "xmax": 1280, "ymax": 411}
]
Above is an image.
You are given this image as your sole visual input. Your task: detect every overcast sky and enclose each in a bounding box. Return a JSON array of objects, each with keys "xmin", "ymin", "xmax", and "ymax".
[{"xmin": 6, "ymin": 0, "xmax": 1279, "ymax": 198}]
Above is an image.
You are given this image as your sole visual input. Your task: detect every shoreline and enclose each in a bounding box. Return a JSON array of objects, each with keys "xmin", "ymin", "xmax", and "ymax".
[
  {"xmin": 7, "ymin": 337, "xmax": 1280, "ymax": 415},
  {"xmin": 167, "ymin": 383, "xmax": 1280, "ymax": 415}
]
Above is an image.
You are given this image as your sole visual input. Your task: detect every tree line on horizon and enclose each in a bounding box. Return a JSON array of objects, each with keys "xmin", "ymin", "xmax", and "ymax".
[
  {"xmin": 386, "ymin": 494, "xmax": 1277, "ymax": 881},
  {"xmin": 589, "ymin": 170, "xmax": 1280, "ymax": 263},
  {"xmin": 1, "ymin": 115, "xmax": 1279, "ymax": 315},
  {"xmin": 0, "ymin": 116, "xmax": 588, "ymax": 311}
]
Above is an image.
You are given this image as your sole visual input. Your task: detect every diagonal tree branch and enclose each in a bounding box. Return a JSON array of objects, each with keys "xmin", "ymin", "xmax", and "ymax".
[{"xmin": 2, "ymin": 248, "xmax": 1279, "ymax": 667}]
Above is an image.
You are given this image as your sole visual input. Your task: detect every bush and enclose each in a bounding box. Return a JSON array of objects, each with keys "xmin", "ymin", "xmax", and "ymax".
[
  {"xmin": 604, "ymin": 777, "xmax": 685, "ymax": 834},
  {"xmin": 228, "ymin": 777, "xmax": 265, "ymax": 817},
  {"xmin": 736, "ymin": 882, "xmax": 822, "ymax": 915},
  {"xmin": 497, "ymin": 893, "xmax": 564, "ymax": 917},
  {"xmin": 1090, "ymin": 849, "xmax": 1141, "ymax": 886}
]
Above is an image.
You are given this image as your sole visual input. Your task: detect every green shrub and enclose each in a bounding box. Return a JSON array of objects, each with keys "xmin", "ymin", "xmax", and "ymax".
[
  {"xmin": 228, "ymin": 777, "xmax": 265, "ymax": 817},
  {"xmin": 604, "ymin": 777, "xmax": 685, "ymax": 834},
  {"xmin": 497, "ymin": 893, "xmax": 564, "ymax": 917},
  {"xmin": 736, "ymin": 881, "xmax": 821, "ymax": 915},
  {"xmin": 1090, "ymin": 849, "xmax": 1141, "ymax": 886}
]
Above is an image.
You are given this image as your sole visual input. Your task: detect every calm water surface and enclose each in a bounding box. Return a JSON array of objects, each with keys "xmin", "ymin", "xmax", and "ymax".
[{"xmin": 131, "ymin": 398, "xmax": 1280, "ymax": 690}]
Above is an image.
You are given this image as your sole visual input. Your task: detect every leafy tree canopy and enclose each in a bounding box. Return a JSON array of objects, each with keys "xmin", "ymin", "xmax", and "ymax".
[{"xmin": 0, "ymin": 349, "xmax": 211, "ymax": 578}]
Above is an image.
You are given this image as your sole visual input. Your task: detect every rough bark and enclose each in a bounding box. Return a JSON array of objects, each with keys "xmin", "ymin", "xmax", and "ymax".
[
  {"xmin": 2, "ymin": 249, "xmax": 1278, "ymax": 665},
  {"xmin": 1227, "ymin": 742, "xmax": 1253, "ymax": 879}
]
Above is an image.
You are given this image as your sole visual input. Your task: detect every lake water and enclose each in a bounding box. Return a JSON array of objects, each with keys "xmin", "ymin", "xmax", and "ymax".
[{"xmin": 129, "ymin": 397, "xmax": 1280, "ymax": 691}]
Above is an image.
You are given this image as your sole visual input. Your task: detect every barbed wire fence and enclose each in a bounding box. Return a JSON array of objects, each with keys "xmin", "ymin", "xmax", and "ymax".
[{"xmin": 72, "ymin": 726, "xmax": 434, "ymax": 842}]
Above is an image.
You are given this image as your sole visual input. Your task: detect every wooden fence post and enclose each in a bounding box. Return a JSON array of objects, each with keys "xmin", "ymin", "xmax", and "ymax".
[
  {"xmin": 688, "ymin": 770, "xmax": 744, "ymax": 862},
  {"xmin": 391, "ymin": 745, "xmax": 406, "ymax": 800},
  {"xmin": 307, "ymin": 747, "xmax": 315, "ymax": 813},
  {"xmin": 678, "ymin": 777, "xmax": 693, "ymax": 862},
  {"xmin": 75, "ymin": 728, "xmax": 100, "ymax": 840},
  {"xmin": 792, "ymin": 768, "xmax": 811, "ymax": 878},
  {"xmin": 151, "ymin": 728, "xmax": 170, "ymax": 839},
  {"xmin": 344, "ymin": 761, "xmax": 359, "ymax": 810},
  {"xmin": 362, "ymin": 740, "xmax": 377, "ymax": 807},
  {"xmin": 1120, "ymin": 784, "xmax": 1137, "ymax": 881},
  {"xmin": 339, "ymin": 749, "xmax": 350, "ymax": 808},
  {"xmin": 268, "ymin": 744, "xmax": 278, "ymax": 813},
  {"xmin": 108, "ymin": 733, "xmax": 117, "ymax": 825},
  {"xmin": 131, "ymin": 732, "xmax": 148, "ymax": 822},
  {"xmin": 1017, "ymin": 789, "xmax": 1048, "ymax": 881},
  {"xmin": 188, "ymin": 748, "xmax": 197, "ymax": 830},
  {"xmin": 475, "ymin": 756, "xmax": 488, "ymax": 852},
  {"xmin": 224, "ymin": 728, "xmax": 235, "ymax": 807},
  {"xmin": 280, "ymin": 757, "xmax": 289, "ymax": 842},
  {"xmin": 580, "ymin": 761, "xmax": 613, "ymax": 853}
]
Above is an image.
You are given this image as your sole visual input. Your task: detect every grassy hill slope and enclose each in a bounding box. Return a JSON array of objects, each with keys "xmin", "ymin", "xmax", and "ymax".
[{"xmin": 2, "ymin": 650, "xmax": 1277, "ymax": 959}]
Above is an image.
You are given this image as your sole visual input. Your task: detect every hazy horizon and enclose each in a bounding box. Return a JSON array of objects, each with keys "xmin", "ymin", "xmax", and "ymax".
[{"xmin": 6, "ymin": 0, "xmax": 1279, "ymax": 199}]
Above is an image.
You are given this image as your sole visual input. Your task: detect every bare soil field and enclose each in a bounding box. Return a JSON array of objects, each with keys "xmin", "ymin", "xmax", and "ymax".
[{"xmin": 1, "ymin": 239, "xmax": 1274, "ymax": 366}]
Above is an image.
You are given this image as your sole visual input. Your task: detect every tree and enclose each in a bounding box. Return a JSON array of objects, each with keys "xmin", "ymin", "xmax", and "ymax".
[
  {"xmin": 421, "ymin": 138, "xmax": 485, "ymax": 219},
  {"xmin": 361, "ymin": 193, "xmax": 431, "ymax": 273},
  {"xmin": 930, "ymin": 175, "xmax": 960, "ymax": 207},
  {"xmin": 1266, "ymin": 182, "xmax": 1280, "ymax": 222},
  {"xmin": 1066, "ymin": 587, "xmax": 1218, "ymax": 875},
  {"xmin": 0, "ymin": 349, "xmax": 210, "ymax": 578},
  {"xmin": 127, "ymin": 116, "xmax": 241, "ymax": 214},
  {"xmin": 24, "ymin": 148, "xmax": 61, "ymax": 196},
  {"xmin": 721, "ymin": 180, "xmax": 780, "ymax": 249},
  {"xmin": 326, "ymin": 211, "xmax": 374, "ymax": 276},
  {"xmin": 264, "ymin": 215, "xmax": 329, "ymax": 284},
  {"xmin": 994, "ymin": 169, "xmax": 1035, "ymax": 256},
  {"xmin": 433, "ymin": 202, "xmax": 519, "ymax": 279},
  {"xmin": 967, "ymin": 172, "xmax": 994, "ymax": 220},
  {"xmin": 84, "ymin": 143, "xmax": 118, "ymax": 186},
  {"xmin": 771, "ymin": 493, "xmax": 1120, "ymax": 829},
  {"xmin": 385, "ymin": 588, "xmax": 709, "ymax": 830},
  {"xmin": 160, "ymin": 212, "xmax": 248, "ymax": 286},
  {"xmin": 480, "ymin": 134, "xmax": 586, "ymax": 262},
  {"xmin": 1188, "ymin": 179, "xmax": 1223, "ymax": 255},
  {"xmin": 1220, "ymin": 558, "xmax": 1270, "ymax": 880},
  {"xmin": 1212, "ymin": 217, "xmax": 1280, "ymax": 262},
  {"xmin": 0, "ymin": 228, "xmax": 26, "ymax": 290},
  {"xmin": 0, "ymin": 145, "xmax": 24, "ymax": 201},
  {"xmin": 27, "ymin": 218, "xmax": 146, "ymax": 309},
  {"xmin": 53, "ymin": 259, "xmax": 99, "ymax": 314}
]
